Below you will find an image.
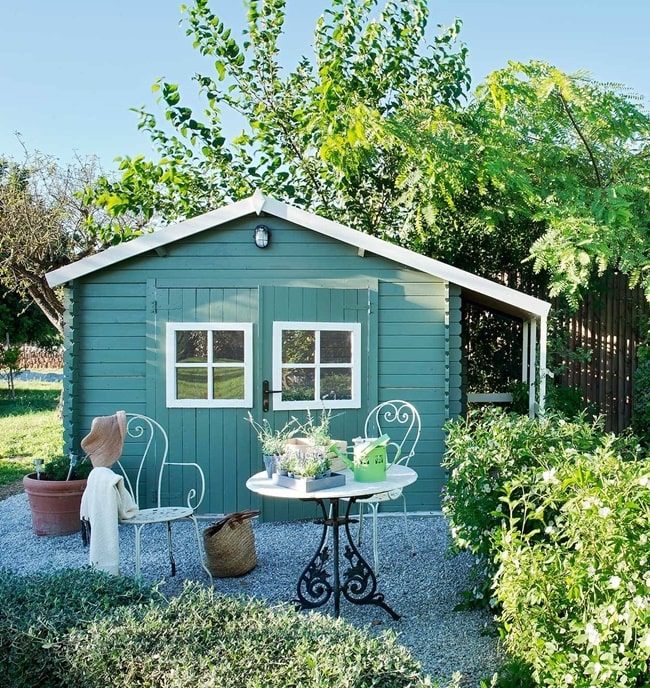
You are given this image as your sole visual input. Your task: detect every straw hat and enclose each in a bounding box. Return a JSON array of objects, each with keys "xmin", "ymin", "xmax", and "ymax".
[{"xmin": 81, "ymin": 411, "xmax": 127, "ymax": 468}]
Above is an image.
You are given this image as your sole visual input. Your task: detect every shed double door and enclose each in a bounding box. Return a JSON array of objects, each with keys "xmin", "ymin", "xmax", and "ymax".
[{"xmin": 149, "ymin": 283, "xmax": 373, "ymax": 519}]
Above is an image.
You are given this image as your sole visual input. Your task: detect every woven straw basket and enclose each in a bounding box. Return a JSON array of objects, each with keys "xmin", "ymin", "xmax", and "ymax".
[{"xmin": 203, "ymin": 510, "xmax": 260, "ymax": 578}]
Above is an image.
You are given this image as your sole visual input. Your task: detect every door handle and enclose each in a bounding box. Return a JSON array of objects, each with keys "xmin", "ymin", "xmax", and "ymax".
[{"xmin": 262, "ymin": 379, "xmax": 282, "ymax": 412}]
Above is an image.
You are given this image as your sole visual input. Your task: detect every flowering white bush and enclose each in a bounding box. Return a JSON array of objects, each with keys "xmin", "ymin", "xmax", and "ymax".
[
  {"xmin": 442, "ymin": 409, "xmax": 622, "ymax": 607},
  {"xmin": 443, "ymin": 408, "xmax": 648, "ymax": 686},
  {"xmin": 494, "ymin": 440, "xmax": 650, "ymax": 686}
]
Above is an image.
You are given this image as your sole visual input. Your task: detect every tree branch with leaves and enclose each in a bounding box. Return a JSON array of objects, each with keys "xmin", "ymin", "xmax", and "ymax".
[
  {"xmin": 88, "ymin": 0, "xmax": 470, "ymax": 240},
  {"xmin": 0, "ymin": 149, "xmax": 145, "ymax": 333}
]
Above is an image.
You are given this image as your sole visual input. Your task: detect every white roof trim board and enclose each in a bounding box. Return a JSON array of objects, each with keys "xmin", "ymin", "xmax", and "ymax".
[{"xmin": 47, "ymin": 190, "xmax": 550, "ymax": 320}]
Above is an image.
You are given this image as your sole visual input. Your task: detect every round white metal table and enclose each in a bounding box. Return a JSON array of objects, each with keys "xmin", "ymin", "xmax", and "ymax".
[{"xmin": 246, "ymin": 465, "xmax": 417, "ymax": 619}]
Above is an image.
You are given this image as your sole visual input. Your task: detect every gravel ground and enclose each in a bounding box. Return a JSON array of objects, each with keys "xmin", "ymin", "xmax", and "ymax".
[{"xmin": 0, "ymin": 493, "xmax": 502, "ymax": 686}]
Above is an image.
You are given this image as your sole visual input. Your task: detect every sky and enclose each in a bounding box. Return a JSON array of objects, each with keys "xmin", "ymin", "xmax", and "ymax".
[{"xmin": 2, "ymin": 0, "xmax": 649, "ymax": 172}]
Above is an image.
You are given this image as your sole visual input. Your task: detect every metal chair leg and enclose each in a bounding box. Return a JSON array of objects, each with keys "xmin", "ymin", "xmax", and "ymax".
[
  {"xmin": 190, "ymin": 513, "xmax": 214, "ymax": 584},
  {"xmin": 134, "ymin": 524, "xmax": 144, "ymax": 577},
  {"xmin": 166, "ymin": 521, "xmax": 176, "ymax": 576},
  {"xmin": 401, "ymin": 494, "xmax": 413, "ymax": 552}
]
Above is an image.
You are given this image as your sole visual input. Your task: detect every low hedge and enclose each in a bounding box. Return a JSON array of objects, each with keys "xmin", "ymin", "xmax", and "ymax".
[
  {"xmin": 443, "ymin": 408, "xmax": 650, "ymax": 687},
  {"xmin": 0, "ymin": 567, "xmax": 159, "ymax": 688},
  {"xmin": 0, "ymin": 568, "xmax": 429, "ymax": 688}
]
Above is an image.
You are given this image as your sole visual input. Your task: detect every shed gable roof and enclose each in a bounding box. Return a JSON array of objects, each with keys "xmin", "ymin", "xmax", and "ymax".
[{"xmin": 47, "ymin": 190, "xmax": 550, "ymax": 320}]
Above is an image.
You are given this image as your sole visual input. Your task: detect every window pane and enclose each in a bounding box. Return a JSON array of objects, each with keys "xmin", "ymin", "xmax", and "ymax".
[
  {"xmin": 176, "ymin": 331, "xmax": 207, "ymax": 364},
  {"xmin": 282, "ymin": 330, "xmax": 315, "ymax": 364},
  {"xmin": 282, "ymin": 367, "xmax": 315, "ymax": 401},
  {"xmin": 321, "ymin": 330, "xmax": 351, "ymax": 364},
  {"xmin": 213, "ymin": 331, "xmax": 244, "ymax": 363},
  {"xmin": 176, "ymin": 368, "xmax": 207, "ymax": 399},
  {"xmin": 213, "ymin": 368, "xmax": 245, "ymax": 399},
  {"xmin": 321, "ymin": 368, "xmax": 352, "ymax": 400}
]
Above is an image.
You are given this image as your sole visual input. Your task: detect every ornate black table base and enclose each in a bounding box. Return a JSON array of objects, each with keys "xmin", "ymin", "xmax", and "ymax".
[{"xmin": 294, "ymin": 496, "xmax": 400, "ymax": 620}]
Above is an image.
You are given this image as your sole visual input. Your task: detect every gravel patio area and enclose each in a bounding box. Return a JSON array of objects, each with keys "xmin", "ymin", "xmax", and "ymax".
[{"xmin": 0, "ymin": 492, "xmax": 501, "ymax": 686}]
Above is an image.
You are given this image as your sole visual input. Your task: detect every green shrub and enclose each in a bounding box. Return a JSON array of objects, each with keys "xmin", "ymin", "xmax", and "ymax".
[
  {"xmin": 494, "ymin": 440, "xmax": 650, "ymax": 686},
  {"xmin": 43, "ymin": 453, "xmax": 92, "ymax": 480},
  {"xmin": 0, "ymin": 569, "xmax": 429, "ymax": 688},
  {"xmin": 442, "ymin": 408, "xmax": 629, "ymax": 605},
  {"xmin": 547, "ymin": 383, "xmax": 596, "ymax": 419},
  {"xmin": 484, "ymin": 658, "xmax": 534, "ymax": 688},
  {"xmin": 444, "ymin": 408, "xmax": 650, "ymax": 687},
  {"xmin": 508, "ymin": 381, "xmax": 594, "ymax": 419},
  {"xmin": 632, "ymin": 341, "xmax": 650, "ymax": 447},
  {"xmin": 0, "ymin": 568, "xmax": 160, "ymax": 688},
  {"xmin": 63, "ymin": 584, "xmax": 428, "ymax": 688}
]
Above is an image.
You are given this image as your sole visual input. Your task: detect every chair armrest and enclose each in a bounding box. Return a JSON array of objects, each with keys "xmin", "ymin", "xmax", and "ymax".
[{"xmin": 165, "ymin": 461, "xmax": 206, "ymax": 510}]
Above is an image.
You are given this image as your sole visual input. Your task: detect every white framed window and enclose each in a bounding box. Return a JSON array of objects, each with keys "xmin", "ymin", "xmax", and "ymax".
[
  {"xmin": 166, "ymin": 322, "xmax": 253, "ymax": 408},
  {"xmin": 272, "ymin": 321, "xmax": 361, "ymax": 410}
]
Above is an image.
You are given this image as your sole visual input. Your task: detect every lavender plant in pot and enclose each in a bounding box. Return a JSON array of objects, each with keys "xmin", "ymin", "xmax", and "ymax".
[
  {"xmin": 245, "ymin": 413, "xmax": 298, "ymax": 478},
  {"xmin": 286, "ymin": 449, "xmax": 331, "ymax": 480},
  {"xmin": 274, "ymin": 445, "xmax": 346, "ymax": 492},
  {"xmin": 23, "ymin": 453, "xmax": 92, "ymax": 536}
]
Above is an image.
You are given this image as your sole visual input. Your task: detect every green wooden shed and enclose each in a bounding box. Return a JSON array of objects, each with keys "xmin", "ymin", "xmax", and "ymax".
[{"xmin": 46, "ymin": 191, "xmax": 550, "ymax": 520}]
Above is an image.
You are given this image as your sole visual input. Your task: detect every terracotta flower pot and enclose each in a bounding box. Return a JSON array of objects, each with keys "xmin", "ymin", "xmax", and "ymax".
[{"xmin": 23, "ymin": 473, "xmax": 88, "ymax": 536}]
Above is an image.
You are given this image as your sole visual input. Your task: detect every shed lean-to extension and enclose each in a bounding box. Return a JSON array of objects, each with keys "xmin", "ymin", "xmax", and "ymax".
[{"xmin": 47, "ymin": 190, "xmax": 550, "ymax": 518}]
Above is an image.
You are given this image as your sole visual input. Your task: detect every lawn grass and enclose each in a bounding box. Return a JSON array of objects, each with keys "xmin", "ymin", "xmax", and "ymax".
[{"xmin": 0, "ymin": 379, "xmax": 63, "ymax": 485}]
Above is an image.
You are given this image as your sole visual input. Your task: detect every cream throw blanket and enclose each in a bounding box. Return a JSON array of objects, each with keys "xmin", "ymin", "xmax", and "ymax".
[{"xmin": 80, "ymin": 466, "xmax": 138, "ymax": 575}]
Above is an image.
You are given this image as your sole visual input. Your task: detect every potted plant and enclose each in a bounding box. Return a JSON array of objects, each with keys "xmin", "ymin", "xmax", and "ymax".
[
  {"xmin": 245, "ymin": 412, "xmax": 298, "ymax": 478},
  {"xmin": 23, "ymin": 453, "xmax": 92, "ymax": 536},
  {"xmin": 298, "ymin": 409, "xmax": 333, "ymax": 448},
  {"xmin": 289, "ymin": 409, "xmax": 348, "ymax": 472},
  {"xmin": 275, "ymin": 434, "xmax": 346, "ymax": 492},
  {"xmin": 274, "ymin": 447, "xmax": 345, "ymax": 492},
  {"xmin": 287, "ymin": 449, "xmax": 331, "ymax": 480},
  {"xmin": 276, "ymin": 454, "xmax": 293, "ymax": 476}
]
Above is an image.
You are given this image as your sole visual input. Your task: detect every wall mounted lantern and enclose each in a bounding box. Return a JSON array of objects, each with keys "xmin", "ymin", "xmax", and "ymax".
[{"xmin": 253, "ymin": 224, "xmax": 271, "ymax": 249}]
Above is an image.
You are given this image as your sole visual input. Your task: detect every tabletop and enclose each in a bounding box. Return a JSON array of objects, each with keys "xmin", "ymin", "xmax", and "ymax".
[{"xmin": 246, "ymin": 464, "xmax": 417, "ymax": 501}]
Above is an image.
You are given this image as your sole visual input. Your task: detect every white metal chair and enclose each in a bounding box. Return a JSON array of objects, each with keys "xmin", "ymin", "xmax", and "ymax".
[
  {"xmin": 116, "ymin": 413, "xmax": 212, "ymax": 583},
  {"xmin": 354, "ymin": 400, "xmax": 421, "ymax": 572}
]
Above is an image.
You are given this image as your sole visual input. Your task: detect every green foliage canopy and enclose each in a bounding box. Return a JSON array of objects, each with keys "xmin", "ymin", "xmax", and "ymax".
[
  {"xmin": 386, "ymin": 60, "xmax": 650, "ymax": 298},
  {"xmin": 0, "ymin": 289, "xmax": 58, "ymax": 347},
  {"xmin": 482, "ymin": 62, "xmax": 650, "ymax": 304},
  {"xmin": 88, "ymin": 1, "xmax": 650, "ymax": 311},
  {"xmin": 89, "ymin": 0, "xmax": 470, "ymax": 240}
]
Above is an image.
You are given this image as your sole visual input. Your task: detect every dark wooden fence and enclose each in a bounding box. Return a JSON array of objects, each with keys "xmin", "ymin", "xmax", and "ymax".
[{"xmin": 556, "ymin": 272, "xmax": 649, "ymax": 433}]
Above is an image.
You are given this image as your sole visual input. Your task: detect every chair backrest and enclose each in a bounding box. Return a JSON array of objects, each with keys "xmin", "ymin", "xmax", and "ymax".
[
  {"xmin": 363, "ymin": 400, "xmax": 421, "ymax": 466},
  {"xmin": 116, "ymin": 413, "xmax": 205, "ymax": 511}
]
